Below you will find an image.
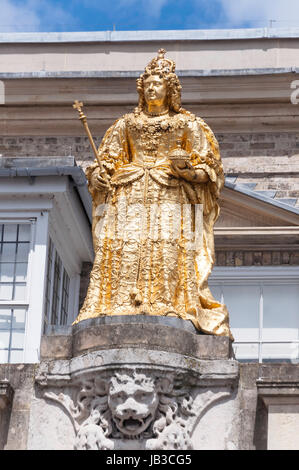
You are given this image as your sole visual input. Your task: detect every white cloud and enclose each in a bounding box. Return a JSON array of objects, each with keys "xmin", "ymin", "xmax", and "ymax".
[
  {"xmin": 0, "ymin": 0, "xmax": 76, "ymax": 32},
  {"xmin": 219, "ymin": 0, "xmax": 299, "ymax": 28},
  {"xmin": 83, "ymin": 0, "xmax": 169, "ymax": 20},
  {"xmin": 0, "ymin": 0, "xmax": 40, "ymax": 31}
]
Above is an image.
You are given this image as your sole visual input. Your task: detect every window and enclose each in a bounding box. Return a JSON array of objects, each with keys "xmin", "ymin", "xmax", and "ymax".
[
  {"xmin": 43, "ymin": 238, "xmax": 71, "ymax": 331},
  {"xmin": 0, "ymin": 216, "xmax": 81, "ymax": 364},
  {"xmin": 0, "ymin": 222, "xmax": 32, "ymax": 363},
  {"xmin": 0, "ymin": 212, "xmax": 51, "ymax": 364},
  {"xmin": 210, "ymin": 267, "xmax": 299, "ymax": 363},
  {"xmin": 0, "ymin": 162, "xmax": 93, "ymax": 364}
]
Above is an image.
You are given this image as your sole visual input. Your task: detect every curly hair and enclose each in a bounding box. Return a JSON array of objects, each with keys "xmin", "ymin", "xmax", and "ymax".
[{"xmin": 135, "ymin": 70, "xmax": 184, "ymax": 115}]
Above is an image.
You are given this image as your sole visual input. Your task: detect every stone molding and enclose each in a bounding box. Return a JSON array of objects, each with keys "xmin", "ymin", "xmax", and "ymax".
[{"xmin": 216, "ymin": 250, "xmax": 299, "ymax": 266}]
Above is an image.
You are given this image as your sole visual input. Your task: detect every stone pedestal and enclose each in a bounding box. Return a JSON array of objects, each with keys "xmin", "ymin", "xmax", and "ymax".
[{"xmin": 31, "ymin": 317, "xmax": 239, "ymax": 450}]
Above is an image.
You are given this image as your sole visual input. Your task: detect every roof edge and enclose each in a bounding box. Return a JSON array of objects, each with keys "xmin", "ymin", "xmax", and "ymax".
[
  {"xmin": 1, "ymin": 27, "xmax": 299, "ymax": 44},
  {"xmin": 0, "ymin": 156, "xmax": 92, "ymax": 223},
  {"xmin": 224, "ymin": 181, "xmax": 299, "ymax": 216}
]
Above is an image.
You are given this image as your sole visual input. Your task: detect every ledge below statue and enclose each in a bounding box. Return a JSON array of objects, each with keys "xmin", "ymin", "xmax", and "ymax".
[{"xmin": 41, "ymin": 315, "xmax": 233, "ymax": 361}]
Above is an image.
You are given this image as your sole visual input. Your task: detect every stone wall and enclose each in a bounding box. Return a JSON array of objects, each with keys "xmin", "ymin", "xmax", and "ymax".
[
  {"xmin": 0, "ymin": 320, "xmax": 298, "ymax": 451},
  {"xmin": 1, "ymin": 353, "xmax": 299, "ymax": 449}
]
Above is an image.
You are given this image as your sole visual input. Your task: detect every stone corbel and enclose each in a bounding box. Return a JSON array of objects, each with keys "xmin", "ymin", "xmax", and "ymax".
[{"xmin": 35, "ymin": 347, "xmax": 239, "ymax": 450}]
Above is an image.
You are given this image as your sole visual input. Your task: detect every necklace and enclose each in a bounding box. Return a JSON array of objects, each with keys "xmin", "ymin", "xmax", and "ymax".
[{"xmin": 144, "ymin": 108, "xmax": 169, "ymax": 117}]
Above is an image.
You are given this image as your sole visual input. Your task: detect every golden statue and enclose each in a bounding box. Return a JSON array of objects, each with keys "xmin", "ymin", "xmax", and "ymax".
[{"xmin": 73, "ymin": 49, "xmax": 232, "ymax": 339}]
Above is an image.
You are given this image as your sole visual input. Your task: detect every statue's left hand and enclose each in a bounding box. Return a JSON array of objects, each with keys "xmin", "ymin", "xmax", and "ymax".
[{"xmin": 171, "ymin": 161, "xmax": 208, "ymax": 183}]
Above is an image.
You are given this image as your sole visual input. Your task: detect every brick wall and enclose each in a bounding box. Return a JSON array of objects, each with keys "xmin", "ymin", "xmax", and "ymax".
[
  {"xmin": 217, "ymin": 133, "xmax": 299, "ymax": 158},
  {"xmin": 0, "ymin": 132, "xmax": 298, "ymax": 164},
  {"xmin": 0, "ymin": 136, "xmax": 102, "ymax": 166}
]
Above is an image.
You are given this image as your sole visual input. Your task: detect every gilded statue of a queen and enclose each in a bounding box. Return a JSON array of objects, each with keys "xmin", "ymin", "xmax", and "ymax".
[{"xmin": 74, "ymin": 49, "xmax": 232, "ymax": 340}]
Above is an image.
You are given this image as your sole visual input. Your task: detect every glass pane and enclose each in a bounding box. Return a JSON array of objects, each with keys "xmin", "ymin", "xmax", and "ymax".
[
  {"xmin": 0, "ymin": 349, "xmax": 8, "ymax": 362},
  {"xmin": 0, "ymin": 243, "xmax": 16, "ymax": 262},
  {"xmin": 11, "ymin": 331, "xmax": 25, "ymax": 349},
  {"xmin": 222, "ymin": 284, "xmax": 260, "ymax": 342},
  {"xmin": 44, "ymin": 238, "xmax": 54, "ymax": 330},
  {"xmin": 3, "ymin": 224, "xmax": 17, "ymax": 241},
  {"xmin": 60, "ymin": 269, "xmax": 70, "ymax": 325},
  {"xmin": 0, "ymin": 308, "xmax": 11, "ymax": 329},
  {"xmin": 0, "ymin": 307, "xmax": 26, "ymax": 363},
  {"xmin": 15, "ymin": 263, "xmax": 28, "ymax": 282},
  {"xmin": 13, "ymin": 284, "xmax": 26, "ymax": 301},
  {"xmin": 51, "ymin": 251, "xmax": 62, "ymax": 325},
  {"xmin": 0, "ymin": 263, "xmax": 14, "ymax": 282},
  {"xmin": 262, "ymin": 342, "xmax": 299, "ymax": 362},
  {"xmin": 0, "ymin": 331, "xmax": 10, "ymax": 349},
  {"xmin": 263, "ymin": 284, "xmax": 299, "ymax": 342},
  {"xmin": 9, "ymin": 350, "xmax": 24, "ymax": 363},
  {"xmin": 12, "ymin": 308, "xmax": 26, "ymax": 327},
  {"xmin": 0, "ymin": 284, "xmax": 13, "ymax": 300},
  {"xmin": 233, "ymin": 342, "xmax": 259, "ymax": 361},
  {"xmin": 18, "ymin": 224, "xmax": 31, "ymax": 242},
  {"xmin": 16, "ymin": 243, "xmax": 30, "ymax": 262}
]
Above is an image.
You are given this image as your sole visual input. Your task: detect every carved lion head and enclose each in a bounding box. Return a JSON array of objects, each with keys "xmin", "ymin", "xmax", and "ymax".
[{"xmin": 107, "ymin": 372, "xmax": 159, "ymax": 438}]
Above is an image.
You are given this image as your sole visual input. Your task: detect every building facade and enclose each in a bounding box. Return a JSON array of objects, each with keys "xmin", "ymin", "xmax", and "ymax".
[{"xmin": 0, "ymin": 28, "xmax": 299, "ymax": 450}]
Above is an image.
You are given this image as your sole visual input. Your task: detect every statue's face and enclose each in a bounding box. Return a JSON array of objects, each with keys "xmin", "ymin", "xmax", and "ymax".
[{"xmin": 143, "ymin": 74, "xmax": 167, "ymax": 107}]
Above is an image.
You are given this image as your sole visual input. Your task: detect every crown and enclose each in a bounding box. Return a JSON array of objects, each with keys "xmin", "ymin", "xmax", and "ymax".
[{"xmin": 144, "ymin": 49, "xmax": 176, "ymax": 76}]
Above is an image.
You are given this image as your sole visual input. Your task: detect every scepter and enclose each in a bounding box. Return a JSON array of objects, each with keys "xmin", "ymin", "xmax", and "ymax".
[{"xmin": 72, "ymin": 100, "xmax": 109, "ymax": 184}]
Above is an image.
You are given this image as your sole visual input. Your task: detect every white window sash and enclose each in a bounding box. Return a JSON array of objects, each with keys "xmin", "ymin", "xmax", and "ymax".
[{"xmin": 0, "ymin": 215, "xmax": 49, "ymax": 363}]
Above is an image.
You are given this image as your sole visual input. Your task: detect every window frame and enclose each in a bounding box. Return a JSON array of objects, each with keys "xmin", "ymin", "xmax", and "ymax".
[{"xmin": 0, "ymin": 211, "xmax": 49, "ymax": 363}]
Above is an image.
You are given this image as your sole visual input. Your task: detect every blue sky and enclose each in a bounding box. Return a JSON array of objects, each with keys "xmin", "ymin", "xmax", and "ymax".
[{"xmin": 1, "ymin": 0, "xmax": 299, "ymax": 32}]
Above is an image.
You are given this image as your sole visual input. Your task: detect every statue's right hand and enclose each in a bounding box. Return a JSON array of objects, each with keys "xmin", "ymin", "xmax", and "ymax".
[
  {"xmin": 96, "ymin": 174, "xmax": 111, "ymax": 190},
  {"xmin": 91, "ymin": 170, "xmax": 111, "ymax": 191}
]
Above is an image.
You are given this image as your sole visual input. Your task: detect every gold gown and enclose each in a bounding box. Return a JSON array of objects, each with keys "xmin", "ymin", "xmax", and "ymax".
[{"xmin": 75, "ymin": 109, "xmax": 232, "ymax": 339}]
